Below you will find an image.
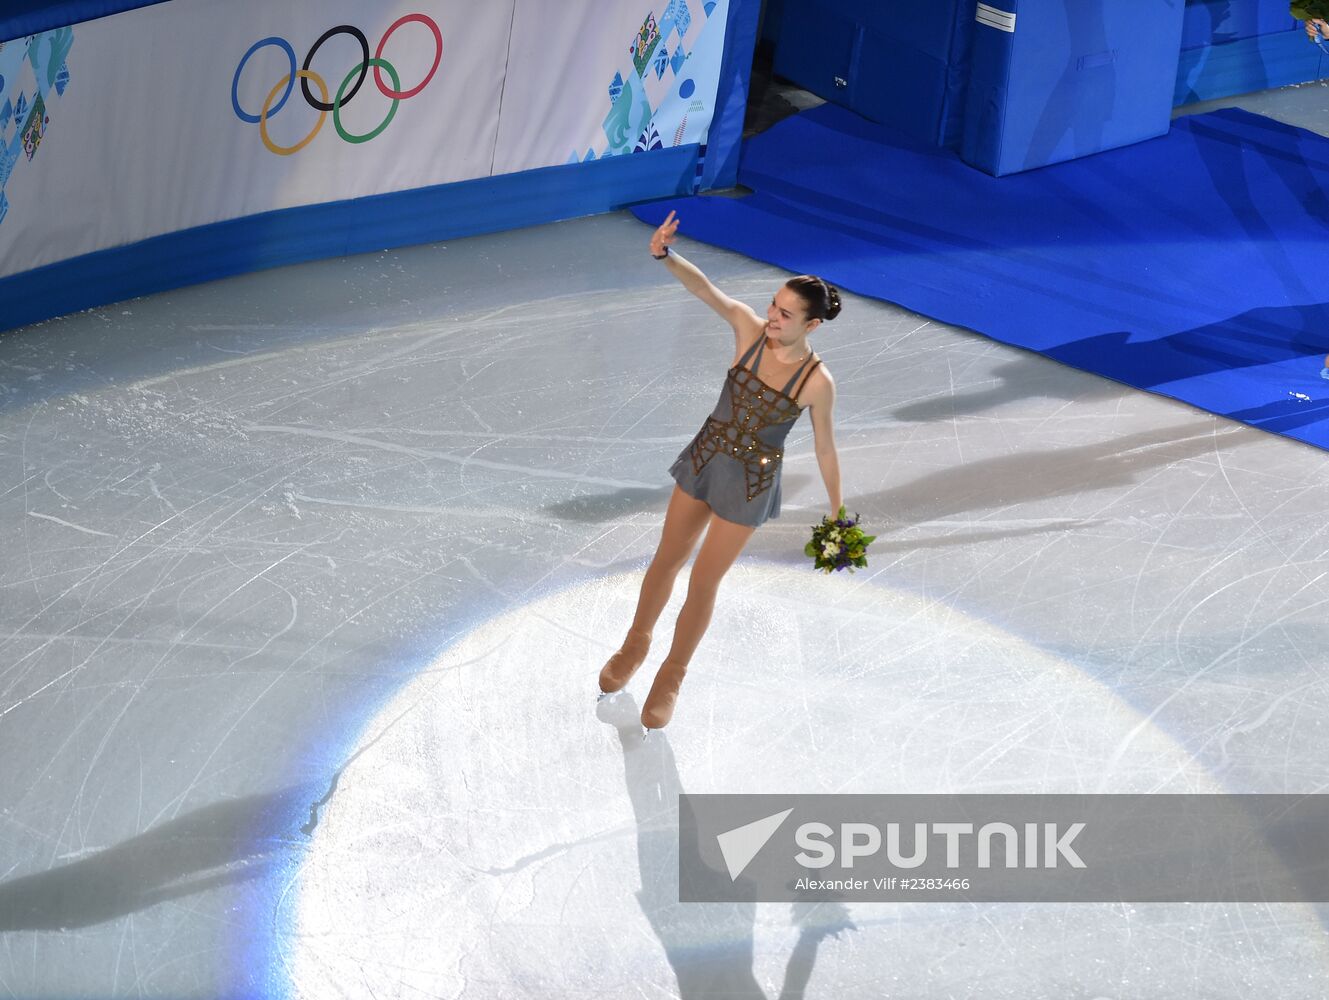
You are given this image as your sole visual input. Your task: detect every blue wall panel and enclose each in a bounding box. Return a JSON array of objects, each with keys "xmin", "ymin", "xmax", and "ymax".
[
  {"xmin": 963, "ymin": 0, "xmax": 1187, "ymax": 177},
  {"xmin": 0, "ymin": 136, "xmax": 702, "ymax": 333}
]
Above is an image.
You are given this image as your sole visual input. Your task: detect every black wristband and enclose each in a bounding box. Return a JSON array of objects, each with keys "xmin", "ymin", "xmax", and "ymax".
[{"xmin": 652, "ymin": 247, "xmax": 669, "ymax": 260}]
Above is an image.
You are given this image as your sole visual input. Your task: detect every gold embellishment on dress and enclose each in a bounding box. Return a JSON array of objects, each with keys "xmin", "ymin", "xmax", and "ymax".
[{"xmin": 689, "ymin": 366, "xmax": 802, "ymax": 502}]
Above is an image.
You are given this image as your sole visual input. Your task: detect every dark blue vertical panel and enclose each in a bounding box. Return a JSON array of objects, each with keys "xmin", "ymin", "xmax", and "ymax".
[
  {"xmin": 1, "ymin": 0, "xmax": 169, "ymax": 42},
  {"xmin": 772, "ymin": 2, "xmax": 858, "ymax": 101},
  {"xmin": 700, "ymin": 0, "xmax": 764, "ymax": 190},
  {"xmin": 760, "ymin": 0, "xmax": 786, "ymax": 47},
  {"xmin": 771, "ymin": 1, "xmax": 970, "ymax": 147},
  {"xmin": 852, "ymin": 40, "xmax": 949, "ymax": 143}
]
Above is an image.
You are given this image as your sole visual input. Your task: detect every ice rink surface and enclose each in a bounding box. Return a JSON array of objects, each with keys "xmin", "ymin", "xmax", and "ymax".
[{"xmin": 3, "ymin": 85, "xmax": 1329, "ymax": 999}]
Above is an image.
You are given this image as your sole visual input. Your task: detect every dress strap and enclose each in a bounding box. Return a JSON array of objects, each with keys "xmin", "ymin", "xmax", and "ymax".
[
  {"xmin": 781, "ymin": 353, "xmax": 818, "ymax": 395},
  {"xmin": 738, "ymin": 336, "xmax": 770, "ymax": 372},
  {"xmin": 786, "ymin": 356, "xmax": 821, "ymax": 401}
]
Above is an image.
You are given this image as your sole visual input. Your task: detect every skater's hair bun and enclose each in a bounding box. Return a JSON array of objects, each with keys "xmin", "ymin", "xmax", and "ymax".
[{"xmin": 785, "ymin": 275, "xmax": 842, "ymax": 322}]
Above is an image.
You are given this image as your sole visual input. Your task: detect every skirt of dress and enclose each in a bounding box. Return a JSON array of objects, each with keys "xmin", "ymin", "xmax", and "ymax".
[{"xmin": 668, "ymin": 429, "xmax": 782, "ymax": 528}]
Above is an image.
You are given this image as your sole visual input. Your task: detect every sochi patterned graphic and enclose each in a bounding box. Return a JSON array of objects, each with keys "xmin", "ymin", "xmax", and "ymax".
[
  {"xmin": 231, "ymin": 14, "xmax": 443, "ymax": 156},
  {"xmin": 0, "ymin": 28, "xmax": 74, "ymax": 228},
  {"xmin": 573, "ymin": 0, "xmax": 726, "ymax": 166}
]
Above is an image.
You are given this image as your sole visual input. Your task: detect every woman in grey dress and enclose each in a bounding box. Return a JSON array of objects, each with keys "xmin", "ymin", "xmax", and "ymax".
[{"xmin": 598, "ymin": 210, "xmax": 845, "ymax": 731}]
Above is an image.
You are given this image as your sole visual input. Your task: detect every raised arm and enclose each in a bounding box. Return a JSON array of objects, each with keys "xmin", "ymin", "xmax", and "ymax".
[{"xmin": 650, "ymin": 211, "xmax": 763, "ymax": 340}]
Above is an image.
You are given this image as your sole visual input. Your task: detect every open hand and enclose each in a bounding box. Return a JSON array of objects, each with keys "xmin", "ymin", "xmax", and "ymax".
[{"xmin": 650, "ymin": 210, "xmax": 679, "ymax": 257}]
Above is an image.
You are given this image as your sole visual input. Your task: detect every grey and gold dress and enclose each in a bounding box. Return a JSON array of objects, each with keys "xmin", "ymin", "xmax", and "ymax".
[{"xmin": 669, "ymin": 335, "xmax": 821, "ymax": 527}]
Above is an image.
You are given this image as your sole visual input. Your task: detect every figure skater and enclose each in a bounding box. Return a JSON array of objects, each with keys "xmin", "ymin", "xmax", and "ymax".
[{"xmin": 598, "ymin": 210, "xmax": 844, "ymax": 731}]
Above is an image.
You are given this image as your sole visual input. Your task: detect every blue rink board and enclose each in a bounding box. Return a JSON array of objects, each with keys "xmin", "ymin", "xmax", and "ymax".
[{"xmin": 633, "ymin": 102, "xmax": 1329, "ymax": 451}]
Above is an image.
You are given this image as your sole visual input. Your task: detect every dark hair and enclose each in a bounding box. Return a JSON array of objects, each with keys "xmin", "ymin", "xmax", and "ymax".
[{"xmin": 784, "ymin": 275, "xmax": 842, "ymax": 322}]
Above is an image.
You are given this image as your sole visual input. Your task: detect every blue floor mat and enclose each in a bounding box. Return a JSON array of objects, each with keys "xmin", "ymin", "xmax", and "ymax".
[{"xmin": 632, "ymin": 103, "xmax": 1329, "ymax": 449}]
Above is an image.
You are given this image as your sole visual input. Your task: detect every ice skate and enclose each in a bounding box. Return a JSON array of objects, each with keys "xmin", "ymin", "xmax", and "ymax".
[
  {"xmin": 597, "ymin": 628, "xmax": 652, "ymax": 697},
  {"xmin": 640, "ymin": 658, "xmax": 687, "ymax": 731}
]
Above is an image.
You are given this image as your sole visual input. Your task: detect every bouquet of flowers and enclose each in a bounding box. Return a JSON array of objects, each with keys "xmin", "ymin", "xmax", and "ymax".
[{"xmin": 805, "ymin": 506, "xmax": 875, "ymax": 573}]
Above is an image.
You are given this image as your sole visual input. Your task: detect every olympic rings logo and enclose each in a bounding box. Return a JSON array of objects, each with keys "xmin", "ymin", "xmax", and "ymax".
[{"xmin": 231, "ymin": 14, "xmax": 442, "ymax": 156}]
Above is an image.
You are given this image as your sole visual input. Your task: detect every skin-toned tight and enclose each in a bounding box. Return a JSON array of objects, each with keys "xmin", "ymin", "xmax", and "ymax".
[
  {"xmin": 601, "ymin": 486, "xmax": 756, "ymax": 726},
  {"xmin": 627, "ymin": 486, "xmax": 714, "ymax": 639},
  {"xmin": 635, "ymin": 484, "xmax": 760, "ymax": 656},
  {"xmin": 652, "ymin": 494, "xmax": 755, "ymax": 667}
]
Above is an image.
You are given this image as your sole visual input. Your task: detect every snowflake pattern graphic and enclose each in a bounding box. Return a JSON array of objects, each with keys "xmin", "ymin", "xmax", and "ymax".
[
  {"xmin": 631, "ymin": 13, "xmax": 661, "ymax": 77},
  {"xmin": 665, "ymin": 0, "xmax": 692, "ymax": 41},
  {"xmin": 21, "ymin": 94, "xmax": 47, "ymax": 160},
  {"xmin": 634, "ymin": 122, "xmax": 663, "ymax": 153},
  {"xmin": 0, "ymin": 25, "xmax": 75, "ymax": 227}
]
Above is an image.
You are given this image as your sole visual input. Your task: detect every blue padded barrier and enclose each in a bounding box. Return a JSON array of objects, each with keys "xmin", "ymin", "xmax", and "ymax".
[
  {"xmin": 1181, "ymin": 0, "xmax": 1296, "ymax": 48},
  {"xmin": 1176, "ymin": 30, "xmax": 1325, "ymax": 103},
  {"xmin": 963, "ymin": 0, "xmax": 1187, "ymax": 176},
  {"xmin": 1175, "ymin": 0, "xmax": 1323, "ymax": 105}
]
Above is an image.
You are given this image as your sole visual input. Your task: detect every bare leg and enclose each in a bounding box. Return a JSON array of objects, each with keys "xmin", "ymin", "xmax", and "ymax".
[
  {"xmin": 599, "ymin": 487, "xmax": 713, "ymax": 694},
  {"xmin": 641, "ymin": 513, "xmax": 756, "ymax": 728}
]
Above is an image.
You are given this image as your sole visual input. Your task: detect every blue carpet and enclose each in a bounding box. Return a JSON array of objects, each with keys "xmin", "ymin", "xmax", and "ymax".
[{"xmin": 632, "ymin": 103, "xmax": 1329, "ymax": 450}]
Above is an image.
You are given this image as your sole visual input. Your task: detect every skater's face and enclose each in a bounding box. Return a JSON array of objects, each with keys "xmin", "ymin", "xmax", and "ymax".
[{"xmin": 766, "ymin": 287, "xmax": 821, "ymax": 341}]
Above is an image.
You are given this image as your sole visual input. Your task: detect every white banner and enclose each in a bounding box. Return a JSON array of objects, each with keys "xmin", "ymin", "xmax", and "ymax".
[
  {"xmin": 0, "ymin": 0, "xmax": 732, "ymax": 280},
  {"xmin": 494, "ymin": 0, "xmax": 730, "ymax": 173}
]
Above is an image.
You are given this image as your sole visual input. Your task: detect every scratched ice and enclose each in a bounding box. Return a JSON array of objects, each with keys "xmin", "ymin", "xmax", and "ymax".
[{"xmin": 3, "ymin": 103, "xmax": 1329, "ymax": 1000}]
